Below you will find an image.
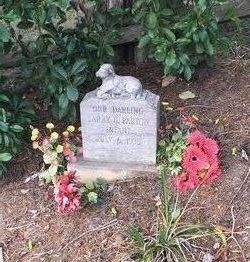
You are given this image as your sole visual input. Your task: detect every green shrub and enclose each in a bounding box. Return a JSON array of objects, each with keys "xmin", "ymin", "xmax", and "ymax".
[
  {"xmin": 0, "ymin": 91, "xmax": 35, "ymax": 175},
  {"xmin": 132, "ymin": 0, "xmax": 232, "ymax": 80},
  {"xmin": 0, "ymin": 0, "xmax": 126, "ymax": 120}
]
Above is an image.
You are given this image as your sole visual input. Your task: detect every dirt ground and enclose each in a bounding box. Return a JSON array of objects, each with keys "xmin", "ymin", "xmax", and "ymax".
[{"xmin": 0, "ymin": 55, "xmax": 249, "ymax": 262}]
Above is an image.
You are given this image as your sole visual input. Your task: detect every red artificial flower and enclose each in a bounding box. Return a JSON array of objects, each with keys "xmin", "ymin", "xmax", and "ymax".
[
  {"xmin": 183, "ymin": 145, "xmax": 210, "ymax": 174},
  {"xmin": 54, "ymin": 171, "xmax": 81, "ymax": 213}
]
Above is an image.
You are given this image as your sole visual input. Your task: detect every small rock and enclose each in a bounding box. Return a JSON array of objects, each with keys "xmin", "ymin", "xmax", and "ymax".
[
  {"xmin": 213, "ymin": 242, "xmax": 220, "ymax": 249},
  {"xmin": 241, "ymin": 149, "xmax": 248, "ymax": 161},
  {"xmin": 202, "ymin": 253, "xmax": 214, "ymax": 262}
]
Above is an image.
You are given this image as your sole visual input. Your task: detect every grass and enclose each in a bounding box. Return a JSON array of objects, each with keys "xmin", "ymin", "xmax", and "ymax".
[{"xmin": 129, "ymin": 169, "xmax": 227, "ymax": 262}]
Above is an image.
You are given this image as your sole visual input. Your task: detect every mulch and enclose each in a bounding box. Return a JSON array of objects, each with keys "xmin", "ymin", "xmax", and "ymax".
[{"xmin": 0, "ymin": 55, "xmax": 249, "ymax": 261}]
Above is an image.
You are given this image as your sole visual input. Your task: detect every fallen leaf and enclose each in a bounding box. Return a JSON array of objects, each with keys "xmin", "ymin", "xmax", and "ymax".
[
  {"xmin": 232, "ymin": 147, "xmax": 237, "ymax": 156},
  {"xmin": 179, "ymin": 90, "xmax": 196, "ymax": 100},
  {"xmin": 215, "ymin": 118, "xmax": 220, "ymax": 125},
  {"xmin": 21, "ymin": 189, "xmax": 30, "ymax": 194},
  {"xmin": 162, "ymin": 75, "xmax": 176, "ymax": 87},
  {"xmin": 27, "ymin": 240, "xmax": 33, "ymax": 251},
  {"xmin": 161, "ymin": 101, "xmax": 169, "ymax": 106},
  {"xmin": 191, "ymin": 114, "xmax": 199, "ymax": 121},
  {"xmin": 111, "ymin": 207, "xmax": 117, "ymax": 217}
]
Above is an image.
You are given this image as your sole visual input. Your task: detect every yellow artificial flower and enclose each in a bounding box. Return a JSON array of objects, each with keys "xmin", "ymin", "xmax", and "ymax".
[
  {"xmin": 67, "ymin": 125, "xmax": 75, "ymax": 132},
  {"xmin": 56, "ymin": 144, "xmax": 64, "ymax": 153},
  {"xmin": 78, "ymin": 126, "xmax": 82, "ymax": 132},
  {"xmin": 32, "ymin": 141, "xmax": 39, "ymax": 149},
  {"xmin": 31, "ymin": 134, "xmax": 38, "ymax": 141},
  {"xmin": 32, "ymin": 128, "xmax": 39, "ymax": 136},
  {"xmin": 50, "ymin": 132, "xmax": 59, "ymax": 140},
  {"xmin": 62, "ymin": 131, "xmax": 69, "ymax": 137},
  {"xmin": 46, "ymin": 123, "xmax": 54, "ymax": 129}
]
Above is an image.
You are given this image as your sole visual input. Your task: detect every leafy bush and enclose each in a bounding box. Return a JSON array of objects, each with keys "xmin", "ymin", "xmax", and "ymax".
[
  {"xmin": 133, "ymin": 0, "xmax": 231, "ymax": 80},
  {"xmin": 0, "ymin": 92, "xmax": 35, "ymax": 175},
  {"xmin": 0, "ymin": 0, "xmax": 126, "ymax": 120},
  {"xmin": 157, "ymin": 129, "xmax": 187, "ymax": 175}
]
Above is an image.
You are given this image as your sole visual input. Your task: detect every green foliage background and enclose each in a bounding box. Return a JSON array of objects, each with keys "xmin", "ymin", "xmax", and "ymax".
[{"xmin": 133, "ymin": 0, "xmax": 232, "ymax": 80}]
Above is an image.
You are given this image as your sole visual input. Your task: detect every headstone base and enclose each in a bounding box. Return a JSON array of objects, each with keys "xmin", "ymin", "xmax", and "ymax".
[{"xmin": 73, "ymin": 160, "xmax": 157, "ymax": 183}]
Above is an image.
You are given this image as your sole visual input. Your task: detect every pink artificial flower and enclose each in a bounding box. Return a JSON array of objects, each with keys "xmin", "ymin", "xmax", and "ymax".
[
  {"xmin": 54, "ymin": 171, "xmax": 81, "ymax": 213},
  {"xmin": 205, "ymin": 158, "xmax": 221, "ymax": 182},
  {"xmin": 202, "ymin": 138, "xmax": 219, "ymax": 160},
  {"xmin": 177, "ymin": 130, "xmax": 221, "ymax": 191},
  {"xmin": 188, "ymin": 130, "xmax": 207, "ymax": 148},
  {"xmin": 175, "ymin": 172, "xmax": 199, "ymax": 191},
  {"xmin": 68, "ymin": 152, "xmax": 77, "ymax": 163},
  {"xmin": 188, "ymin": 130, "xmax": 219, "ymax": 159},
  {"xmin": 183, "ymin": 145, "xmax": 210, "ymax": 174},
  {"xmin": 77, "ymin": 146, "xmax": 83, "ymax": 154}
]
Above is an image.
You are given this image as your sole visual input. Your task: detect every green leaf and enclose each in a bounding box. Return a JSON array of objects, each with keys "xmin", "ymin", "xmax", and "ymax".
[
  {"xmin": 66, "ymin": 86, "xmax": 78, "ymax": 102},
  {"xmin": 132, "ymin": 0, "xmax": 144, "ymax": 13},
  {"xmin": 154, "ymin": 49, "xmax": 165, "ymax": 62},
  {"xmin": 71, "ymin": 59, "xmax": 87, "ymax": 75},
  {"xmin": 165, "ymin": 49, "xmax": 176, "ymax": 67},
  {"xmin": 52, "ymin": 65, "xmax": 68, "ymax": 80},
  {"xmin": 183, "ymin": 66, "xmax": 192, "ymax": 80},
  {"xmin": 0, "ymin": 121, "xmax": 8, "ymax": 132},
  {"xmin": 0, "ymin": 26, "xmax": 10, "ymax": 42},
  {"xmin": 0, "ymin": 153, "xmax": 12, "ymax": 162},
  {"xmin": 199, "ymin": 30, "xmax": 208, "ymax": 42},
  {"xmin": 195, "ymin": 43, "xmax": 204, "ymax": 54},
  {"xmin": 10, "ymin": 125, "xmax": 24, "ymax": 132},
  {"xmin": 87, "ymin": 192, "xmax": 98, "ymax": 204},
  {"xmin": 0, "ymin": 94, "xmax": 10, "ymax": 102},
  {"xmin": 146, "ymin": 12, "xmax": 157, "ymax": 29},
  {"xmin": 73, "ymin": 75, "xmax": 87, "ymax": 87},
  {"xmin": 58, "ymin": 93, "xmax": 69, "ymax": 109},
  {"xmin": 85, "ymin": 180, "xmax": 95, "ymax": 190},
  {"xmin": 160, "ymin": 9, "xmax": 173, "ymax": 18},
  {"xmin": 206, "ymin": 40, "xmax": 214, "ymax": 56},
  {"xmin": 198, "ymin": 0, "xmax": 207, "ymax": 12},
  {"xmin": 67, "ymin": 38, "xmax": 76, "ymax": 54},
  {"xmin": 17, "ymin": 20, "xmax": 34, "ymax": 29},
  {"xmin": 163, "ymin": 28, "xmax": 176, "ymax": 42},
  {"xmin": 192, "ymin": 33, "xmax": 199, "ymax": 43},
  {"xmin": 138, "ymin": 35, "xmax": 151, "ymax": 48}
]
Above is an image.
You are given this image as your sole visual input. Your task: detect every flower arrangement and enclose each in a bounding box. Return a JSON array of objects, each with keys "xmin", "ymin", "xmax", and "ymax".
[
  {"xmin": 31, "ymin": 123, "xmax": 82, "ymax": 184},
  {"xmin": 31, "ymin": 123, "xmax": 107, "ymax": 213},
  {"xmin": 176, "ymin": 130, "xmax": 220, "ymax": 191},
  {"xmin": 158, "ymin": 129, "xmax": 221, "ymax": 191}
]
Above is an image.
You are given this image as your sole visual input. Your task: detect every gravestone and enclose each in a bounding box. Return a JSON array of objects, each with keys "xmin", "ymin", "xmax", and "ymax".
[{"xmin": 76, "ymin": 64, "xmax": 160, "ymax": 182}]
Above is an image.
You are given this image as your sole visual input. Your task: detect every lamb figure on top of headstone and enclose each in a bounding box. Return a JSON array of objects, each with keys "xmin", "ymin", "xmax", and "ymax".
[{"xmin": 95, "ymin": 64, "xmax": 143, "ymax": 99}]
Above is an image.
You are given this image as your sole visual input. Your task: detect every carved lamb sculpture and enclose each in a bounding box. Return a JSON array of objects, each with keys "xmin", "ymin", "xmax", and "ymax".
[{"xmin": 95, "ymin": 64, "xmax": 142, "ymax": 99}]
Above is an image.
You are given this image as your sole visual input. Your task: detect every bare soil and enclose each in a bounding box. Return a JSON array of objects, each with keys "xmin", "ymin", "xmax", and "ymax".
[{"xmin": 0, "ymin": 56, "xmax": 249, "ymax": 262}]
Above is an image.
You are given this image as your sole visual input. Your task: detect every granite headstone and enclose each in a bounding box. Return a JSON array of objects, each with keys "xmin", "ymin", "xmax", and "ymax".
[{"xmin": 80, "ymin": 64, "xmax": 160, "ymax": 166}]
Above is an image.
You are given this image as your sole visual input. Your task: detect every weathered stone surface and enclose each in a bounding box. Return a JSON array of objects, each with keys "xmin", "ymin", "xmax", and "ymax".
[
  {"xmin": 74, "ymin": 160, "xmax": 157, "ymax": 182},
  {"xmin": 80, "ymin": 89, "xmax": 160, "ymax": 165}
]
